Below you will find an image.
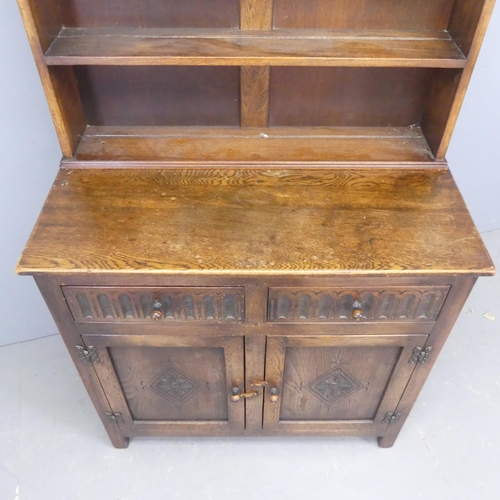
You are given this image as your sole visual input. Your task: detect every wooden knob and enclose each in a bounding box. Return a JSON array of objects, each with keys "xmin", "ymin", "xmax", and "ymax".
[
  {"xmin": 270, "ymin": 387, "xmax": 279, "ymax": 403},
  {"xmin": 151, "ymin": 300, "xmax": 164, "ymax": 320},
  {"xmin": 151, "ymin": 309, "xmax": 164, "ymax": 321},
  {"xmin": 231, "ymin": 387, "xmax": 241, "ymax": 402},
  {"xmin": 351, "ymin": 301, "xmax": 363, "ymax": 320}
]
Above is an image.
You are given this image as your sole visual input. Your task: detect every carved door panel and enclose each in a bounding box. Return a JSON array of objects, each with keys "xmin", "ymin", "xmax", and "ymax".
[
  {"xmin": 83, "ymin": 334, "xmax": 245, "ymax": 436},
  {"xmin": 263, "ymin": 334, "xmax": 426, "ymax": 435}
]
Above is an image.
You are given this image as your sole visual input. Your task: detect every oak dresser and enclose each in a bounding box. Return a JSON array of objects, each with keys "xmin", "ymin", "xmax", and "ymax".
[{"xmin": 16, "ymin": 0, "xmax": 495, "ymax": 448}]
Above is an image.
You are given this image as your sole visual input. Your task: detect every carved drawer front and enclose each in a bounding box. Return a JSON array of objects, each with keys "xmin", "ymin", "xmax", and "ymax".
[
  {"xmin": 63, "ymin": 287, "xmax": 245, "ymax": 323},
  {"xmin": 267, "ymin": 287, "xmax": 450, "ymax": 323}
]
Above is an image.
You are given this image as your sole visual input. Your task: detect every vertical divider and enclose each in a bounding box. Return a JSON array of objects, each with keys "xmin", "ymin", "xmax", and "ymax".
[
  {"xmin": 240, "ymin": 0, "xmax": 273, "ymax": 128},
  {"xmin": 241, "ymin": 67, "xmax": 271, "ymax": 127},
  {"xmin": 240, "ymin": 0, "xmax": 273, "ymax": 30}
]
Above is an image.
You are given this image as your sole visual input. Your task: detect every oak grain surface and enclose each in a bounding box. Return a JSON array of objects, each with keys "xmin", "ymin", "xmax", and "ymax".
[
  {"xmin": 59, "ymin": 0, "xmax": 238, "ymax": 28},
  {"xmin": 17, "ymin": 168, "xmax": 494, "ymax": 276},
  {"xmin": 75, "ymin": 126, "xmax": 434, "ymax": 162},
  {"xmin": 273, "ymin": 0, "xmax": 456, "ymax": 30},
  {"xmin": 44, "ymin": 27, "xmax": 466, "ymax": 68}
]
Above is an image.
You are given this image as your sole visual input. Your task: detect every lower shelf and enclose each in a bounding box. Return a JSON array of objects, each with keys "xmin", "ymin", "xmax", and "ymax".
[{"xmin": 71, "ymin": 125, "xmax": 435, "ymax": 164}]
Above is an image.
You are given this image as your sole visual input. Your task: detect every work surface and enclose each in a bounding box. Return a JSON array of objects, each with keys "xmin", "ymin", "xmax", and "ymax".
[{"xmin": 17, "ymin": 167, "xmax": 494, "ymax": 276}]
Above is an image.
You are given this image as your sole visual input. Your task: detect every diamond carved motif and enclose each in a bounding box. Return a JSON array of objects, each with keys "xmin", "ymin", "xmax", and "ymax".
[
  {"xmin": 307, "ymin": 367, "xmax": 362, "ymax": 405},
  {"xmin": 148, "ymin": 366, "xmax": 201, "ymax": 404}
]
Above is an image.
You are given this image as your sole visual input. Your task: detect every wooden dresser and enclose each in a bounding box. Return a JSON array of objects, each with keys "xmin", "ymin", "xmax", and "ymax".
[{"xmin": 16, "ymin": 0, "xmax": 495, "ymax": 448}]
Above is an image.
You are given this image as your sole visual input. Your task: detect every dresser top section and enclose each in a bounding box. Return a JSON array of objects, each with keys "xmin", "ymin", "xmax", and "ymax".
[{"xmin": 17, "ymin": 168, "xmax": 494, "ymax": 276}]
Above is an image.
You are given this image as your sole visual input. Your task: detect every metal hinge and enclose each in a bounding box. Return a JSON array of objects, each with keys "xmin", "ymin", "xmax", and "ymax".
[
  {"xmin": 105, "ymin": 412, "xmax": 124, "ymax": 425},
  {"xmin": 382, "ymin": 412, "xmax": 402, "ymax": 425},
  {"xmin": 76, "ymin": 345, "xmax": 100, "ymax": 363},
  {"xmin": 409, "ymin": 346, "xmax": 432, "ymax": 365}
]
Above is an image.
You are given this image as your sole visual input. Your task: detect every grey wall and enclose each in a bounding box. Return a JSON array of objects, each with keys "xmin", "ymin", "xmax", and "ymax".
[
  {"xmin": 1, "ymin": 1, "xmax": 62, "ymax": 346},
  {"xmin": 1, "ymin": 3, "xmax": 499, "ymax": 347},
  {"xmin": 448, "ymin": 2, "xmax": 500, "ymax": 232}
]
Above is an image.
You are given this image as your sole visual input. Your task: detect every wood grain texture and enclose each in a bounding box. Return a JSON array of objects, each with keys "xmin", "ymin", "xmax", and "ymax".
[
  {"xmin": 60, "ymin": 0, "xmax": 239, "ymax": 28},
  {"xmin": 75, "ymin": 319, "xmax": 434, "ymax": 338},
  {"xmin": 34, "ymin": 276, "xmax": 129, "ymax": 448},
  {"xmin": 279, "ymin": 345, "xmax": 402, "ymax": 420},
  {"xmin": 240, "ymin": 0, "xmax": 273, "ymax": 30},
  {"xmin": 267, "ymin": 286, "xmax": 450, "ymax": 323},
  {"xmin": 109, "ymin": 346, "xmax": 229, "ymax": 421},
  {"xmin": 421, "ymin": 69, "xmax": 462, "ymax": 156},
  {"xmin": 270, "ymin": 67, "xmax": 435, "ymax": 127},
  {"xmin": 63, "ymin": 286, "xmax": 245, "ymax": 323},
  {"xmin": 273, "ymin": 0, "xmax": 456, "ymax": 30},
  {"xmin": 86, "ymin": 334, "xmax": 245, "ymax": 435},
  {"xmin": 17, "ymin": 0, "xmax": 61, "ymax": 52},
  {"xmin": 74, "ymin": 66, "xmax": 240, "ymax": 127},
  {"xmin": 448, "ymin": 0, "xmax": 489, "ymax": 56},
  {"xmin": 240, "ymin": 66, "xmax": 270, "ymax": 127},
  {"xmin": 16, "ymin": 0, "xmax": 86, "ymax": 157},
  {"xmin": 436, "ymin": 0, "xmax": 497, "ymax": 158},
  {"xmin": 17, "ymin": 168, "xmax": 494, "ymax": 276},
  {"xmin": 44, "ymin": 28, "xmax": 466, "ymax": 68},
  {"xmin": 74, "ymin": 126, "xmax": 434, "ymax": 162},
  {"xmin": 244, "ymin": 335, "xmax": 266, "ymax": 431},
  {"xmin": 378, "ymin": 276, "xmax": 477, "ymax": 447},
  {"xmin": 263, "ymin": 334, "xmax": 425, "ymax": 433}
]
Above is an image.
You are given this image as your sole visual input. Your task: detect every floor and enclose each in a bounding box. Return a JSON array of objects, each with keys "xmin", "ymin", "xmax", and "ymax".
[{"xmin": 1, "ymin": 231, "xmax": 499, "ymax": 500}]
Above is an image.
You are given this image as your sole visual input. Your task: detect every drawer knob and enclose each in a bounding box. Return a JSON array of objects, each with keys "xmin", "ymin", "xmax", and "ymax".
[
  {"xmin": 151, "ymin": 310, "xmax": 164, "ymax": 321},
  {"xmin": 351, "ymin": 301, "xmax": 363, "ymax": 320},
  {"xmin": 151, "ymin": 300, "xmax": 164, "ymax": 320},
  {"xmin": 269, "ymin": 387, "xmax": 279, "ymax": 404},
  {"xmin": 230, "ymin": 387, "xmax": 257, "ymax": 402}
]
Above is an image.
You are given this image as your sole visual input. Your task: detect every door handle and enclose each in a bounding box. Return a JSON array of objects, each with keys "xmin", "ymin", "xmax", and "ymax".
[{"xmin": 230, "ymin": 387, "xmax": 258, "ymax": 402}]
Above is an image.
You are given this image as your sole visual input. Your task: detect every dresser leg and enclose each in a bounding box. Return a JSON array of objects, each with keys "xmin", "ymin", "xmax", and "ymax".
[
  {"xmin": 377, "ymin": 434, "xmax": 397, "ymax": 448},
  {"xmin": 109, "ymin": 435, "xmax": 130, "ymax": 449},
  {"xmin": 34, "ymin": 276, "xmax": 131, "ymax": 449}
]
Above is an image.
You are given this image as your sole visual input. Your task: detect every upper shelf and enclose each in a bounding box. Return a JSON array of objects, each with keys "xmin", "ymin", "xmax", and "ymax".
[{"xmin": 44, "ymin": 28, "xmax": 467, "ymax": 68}]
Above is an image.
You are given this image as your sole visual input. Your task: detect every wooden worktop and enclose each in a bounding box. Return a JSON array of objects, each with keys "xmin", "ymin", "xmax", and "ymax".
[{"xmin": 16, "ymin": 167, "xmax": 494, "ymax": 276}]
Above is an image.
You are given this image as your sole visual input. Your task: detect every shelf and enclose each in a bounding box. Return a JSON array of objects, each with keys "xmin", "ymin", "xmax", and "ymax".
[
  {"xmin": 45, "ymin": 28, "xmax": 467, "ymax": 68},
  {"xmin": 73, "ymin": 125, "xmax": 434, "ymax": 163}
]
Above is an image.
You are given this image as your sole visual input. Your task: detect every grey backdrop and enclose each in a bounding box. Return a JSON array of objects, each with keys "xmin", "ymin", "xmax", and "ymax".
[{"xmin": 1, "ymin": 2, "xmax": 499, "ymax": 346}]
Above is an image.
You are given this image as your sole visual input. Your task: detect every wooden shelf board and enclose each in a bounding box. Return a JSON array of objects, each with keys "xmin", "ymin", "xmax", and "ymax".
[
  {"xmin": 74, "ymin": 126, "xmax": 435, "ymax": 163},
  {"xmin": 16, "ymin": 168, "xmax": 494, "ymax": 276},
  {"xmin": 44, "ymin": 28, "xmax": 467, "ymax": 68}
]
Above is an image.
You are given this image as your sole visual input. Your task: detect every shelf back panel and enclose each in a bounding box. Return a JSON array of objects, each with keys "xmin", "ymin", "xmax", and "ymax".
[
  {"xmin": 74, "ymin": 66, "xmax": 240, "ymax": 127},
  {"xmin": 270, "ymin": 67, "xmax": 438, "ymax": 128},
  {"xmin": 60, "ymin": 0, "xmax": 239, "ymax": 28},
  {"xmin": 274, "ymin": 0, "xmax": 456, "ymax": 30}
]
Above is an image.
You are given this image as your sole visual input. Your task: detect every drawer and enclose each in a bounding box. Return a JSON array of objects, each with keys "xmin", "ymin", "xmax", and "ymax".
[
  {"xmin": 268, "ymin": 286, "xmax": 450, "ymax": 323},
  {"xmin": 63, "ymin": 286, "xmax": 245, "ymax": 323}
]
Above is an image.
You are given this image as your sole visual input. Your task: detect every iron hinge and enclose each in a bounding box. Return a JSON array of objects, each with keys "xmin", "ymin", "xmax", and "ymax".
[
  {"xmin": 76, "ymin": 345, "xmax": 100, "ymax": 363},
  {"xmin": 382, "ymin": 412, "xmax": 402, "ymax": 425},
  {"xmin": 409, "ymin": 346, "xmax": 432, "ymax": 365},
  {"xmin": 105, "ymin": 412, "xmax": 124, "ymax": 425}
]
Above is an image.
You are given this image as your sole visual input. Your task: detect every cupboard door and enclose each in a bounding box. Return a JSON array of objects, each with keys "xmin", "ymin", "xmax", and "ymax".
[
  {"xmin": 263, "ymin": 334, "xmax": 426, "ymax": 436},
  {"xmin": 83, "ymin": 334, "xmax": 245, "ymax": 436}
]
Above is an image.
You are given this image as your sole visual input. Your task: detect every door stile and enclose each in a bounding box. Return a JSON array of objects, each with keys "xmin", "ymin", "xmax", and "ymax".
[
  {"xmin": 224, "ymin": 336, "xmax": 246, "ymax": 431},
  {"xmin": 372, "ymin": 335, "xmax": 424, "ymax": 431},
  {"xmin": 83, "ymin": 338, "xmax": 135, "ymax": 436},
  {"xmin": 263, "ymin": 336, "xmax": 287, "ymax": 431}
]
